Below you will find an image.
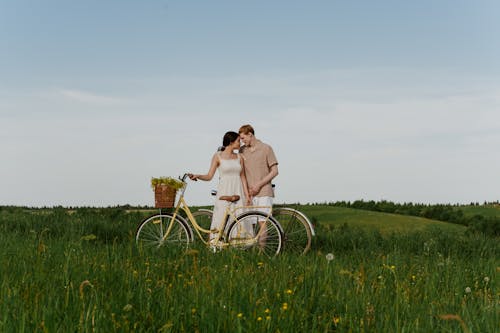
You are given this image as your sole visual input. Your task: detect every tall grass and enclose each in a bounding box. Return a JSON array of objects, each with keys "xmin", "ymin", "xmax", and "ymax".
[{"xmin": 0, "ymin": 207, "xmax": 498, "ymax": 332}]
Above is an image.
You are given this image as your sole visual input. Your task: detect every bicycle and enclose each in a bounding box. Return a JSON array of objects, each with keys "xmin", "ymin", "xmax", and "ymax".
[
  {"xmin": 195, "ymin": 188, "xmax": 315, "ymax": 255},
  {"xmin": 136, "ymin": 174, "xmax": 284, "ymax": 256}
]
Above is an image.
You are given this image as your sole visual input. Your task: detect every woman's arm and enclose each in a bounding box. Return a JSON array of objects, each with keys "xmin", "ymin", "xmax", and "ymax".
[{"xmin": 188, "ymin": 154, "xmax": 219, "ymax": 181}]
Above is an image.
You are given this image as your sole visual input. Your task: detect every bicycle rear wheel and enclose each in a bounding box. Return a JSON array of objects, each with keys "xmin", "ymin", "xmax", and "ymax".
[
  {"xmin": 227, "ymin": 211, "xmax": 283, "ymax": 257},
  {"xmin": 136, "ymin": 214, "xmax": 191, "ymax": 250},
  {"xmin": 273, "ymin": 207, "xmax": 314, "ymax": 255}
]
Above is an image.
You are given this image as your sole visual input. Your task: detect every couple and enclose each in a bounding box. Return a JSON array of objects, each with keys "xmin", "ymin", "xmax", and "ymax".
[{"xmin": 188, "ymin": 124, "xmax": 278, "ymax": 240}]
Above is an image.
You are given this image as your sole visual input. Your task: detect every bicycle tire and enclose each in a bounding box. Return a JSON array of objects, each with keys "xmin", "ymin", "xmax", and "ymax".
[
  {"xmin": 272, "ymin": 207, "xmax": 314, "ymax": 254},
  {"xmin": 226, "ymin": 211, "xmax": 283, "ymax": 257},
  {"xmin": 136, "ymin": 214, "xmax": 192, "ymax": 250}
]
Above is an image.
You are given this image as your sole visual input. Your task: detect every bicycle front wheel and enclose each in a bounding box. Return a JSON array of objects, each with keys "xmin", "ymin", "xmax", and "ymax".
[
  {"xmin": 136, "ymin": 214, "xmax": 191, "ymax": 250},
  {"xmin": 227, "ymin": 211, "xmax": 283, "ymax": 257},
  {"xmin": 273, "ymin": 207, "xmax": 314, "ymax": 255}
]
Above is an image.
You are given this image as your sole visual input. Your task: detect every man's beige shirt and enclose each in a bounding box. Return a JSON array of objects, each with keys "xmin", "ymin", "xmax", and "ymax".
[{"xmin": 240, "ymin": 139, "xmax": 278, "ymax": 197}]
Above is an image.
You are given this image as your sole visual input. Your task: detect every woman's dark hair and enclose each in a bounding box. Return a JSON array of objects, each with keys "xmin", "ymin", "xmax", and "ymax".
[{"xmin": 221, "ymin": 131, "xmax": 239, "ymax": 151}]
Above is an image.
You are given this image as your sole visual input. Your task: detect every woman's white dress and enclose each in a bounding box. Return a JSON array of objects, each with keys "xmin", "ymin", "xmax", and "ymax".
[{"xmin": 211, "ymin": 153, "xmax": 250, "ymax": 240}]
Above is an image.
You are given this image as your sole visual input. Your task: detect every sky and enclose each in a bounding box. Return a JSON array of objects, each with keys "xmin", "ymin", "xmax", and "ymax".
[{"xmin": 1, "ymin": 0, "xmax": 499, "ymax": 207}]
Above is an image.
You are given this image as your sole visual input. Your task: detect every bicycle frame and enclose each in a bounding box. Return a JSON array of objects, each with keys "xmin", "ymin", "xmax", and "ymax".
[{"xmin": 161, "ymin": 176, "xmax": 276, "ymax": 248}]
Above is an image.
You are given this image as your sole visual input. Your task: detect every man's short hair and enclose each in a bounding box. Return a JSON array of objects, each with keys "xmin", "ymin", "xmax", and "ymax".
[{"xmin": 239, "ymin": 124, "xmax": 254, "ymax": 135}]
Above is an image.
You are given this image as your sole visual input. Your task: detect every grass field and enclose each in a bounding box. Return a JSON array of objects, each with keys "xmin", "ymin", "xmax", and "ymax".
[
  {"xmin": 459, "ymin": 204, "xmax": 500, "ymax": 218},
  {"xmin": 297, "ymin": 204, "xmax": 466, "ymax": 235},
  {"xmin": 0, "ymin": 205, "xmax": 498, "ymax": 332}
]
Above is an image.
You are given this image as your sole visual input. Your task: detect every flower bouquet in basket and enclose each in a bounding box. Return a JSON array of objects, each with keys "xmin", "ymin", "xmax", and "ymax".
[{"xmin": 150, "ymin": 177, "xmax": 184, "ymax": 208}]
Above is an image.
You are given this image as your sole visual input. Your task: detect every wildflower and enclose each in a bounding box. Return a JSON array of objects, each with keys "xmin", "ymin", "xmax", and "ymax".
[
  {"xmin": 191, "ymin": 308, "xmax": 196, "ymax": 314},
  {"xmin": 465, "ymin": 287, "xmax": 471, "ymax": 294},
  {"xmin": 266, "ymin": 316, "xmax": 271, "ymax": 321},
  {"xmin": 326, "ymin": 253, "xmax": 335, "ymax": 261},
  {"xmin": 123, "ymin": 304, "xmax": 133, "ymax": 312},
  {"xmin": 282, "ymin": 302, "xmax": 288, "ymax": 310},
  {"xmin": 264, "ymin": 308, "xmax": 271, "ymax": 314},
  {"xmin": 286, "ymin": 289, "xmax": 293, "ymax": 295},
  {"xmin": 237, "ymin": 313, "xmax": 243, "ymax": 318},
  {"xmin": 79, "ymin": 280, "xmax": 93, "ymax": 299},
  {"xmin": 333, "ymin": 316, "xmax": 340, "ymax": 325},
  {"xmin": 484, "ymin": 276, "xmax": 490, "ymax": 283},
  {"xmin": 257, "ymin": 317, "xmax": 262, "ymax": 321}
]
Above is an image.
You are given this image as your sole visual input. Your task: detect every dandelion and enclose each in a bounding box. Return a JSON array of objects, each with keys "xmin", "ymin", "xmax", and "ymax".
[
  {"xmin": 484, "ymin": 276, "xmax": 490, "ymax": 283},
  {"xmin": 282, "ymin": 302, "xmax": 288, "ymax": 310},
  {"xmin": 326, "ymin": 253, "xmax": 335, "ymax": 261},
  {"xmin": 286, "ymin": 289, "xmax": 293, "ymax": 295},
  {"xmin": 191, "ymin": 308, "xmax": 196, "ymax": 314},
  {"xmin": 266, "ymin": 316, "xmax": 271, "ymax": 321},
  {"xmin": 333, "ymin": 316, "xmax": 340, "ymax": 325},
  {"xmin": 237, "ymin": 313, "xmax": 243, "ymax": 318},
  {"xmin": 465, "ymin": 287, "xmax": 471, "ymax": 294},
  {"xmin": 257, "ymin": 317, "xmax": 262, "ymax": 321},
  {"xmin": 264, "ymin": 308, "xmax": 271, "ymax": 314}
]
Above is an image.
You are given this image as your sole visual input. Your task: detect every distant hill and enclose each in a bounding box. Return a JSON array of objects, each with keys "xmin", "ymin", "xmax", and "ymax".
[
  {"xmin": 458, "ymin": 204, "xmax": 500, "ymax": 218},
  {"xmin": 287, "ymin": 204, "xmax": 466, "ymax": 235}
]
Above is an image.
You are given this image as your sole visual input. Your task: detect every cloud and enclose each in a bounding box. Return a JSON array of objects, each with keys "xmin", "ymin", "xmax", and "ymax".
[{"xmin": 58, "ymin": 89, "xmax": 128, "ymax": 106}]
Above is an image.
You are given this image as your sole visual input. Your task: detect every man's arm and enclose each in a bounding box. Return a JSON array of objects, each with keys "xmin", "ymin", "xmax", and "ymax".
[{"xmin": 249, "ymin": 164, "xmax": 278, "ymax": 196}]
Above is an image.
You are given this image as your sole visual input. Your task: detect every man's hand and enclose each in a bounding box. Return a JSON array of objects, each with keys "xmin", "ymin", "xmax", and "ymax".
[{"xmin": 249, "ymin": 185, "xmax": 261, "ymax": 196}]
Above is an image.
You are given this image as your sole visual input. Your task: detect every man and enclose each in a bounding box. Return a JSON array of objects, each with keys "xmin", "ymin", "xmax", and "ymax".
[{"xmin": 238, "ymin": 124, "xmax": 278, "ymax": 215}]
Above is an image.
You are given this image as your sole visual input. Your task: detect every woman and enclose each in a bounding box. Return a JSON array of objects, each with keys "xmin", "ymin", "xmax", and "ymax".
[{"xmin": 188, "ymin": 131, "xmax": 250, "ymax": 242}]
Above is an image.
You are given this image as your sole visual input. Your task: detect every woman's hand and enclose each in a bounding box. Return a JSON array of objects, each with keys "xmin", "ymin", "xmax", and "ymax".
[{"xmin": 188, "ymin": 173, "xmax": 198, "ymax": 181}]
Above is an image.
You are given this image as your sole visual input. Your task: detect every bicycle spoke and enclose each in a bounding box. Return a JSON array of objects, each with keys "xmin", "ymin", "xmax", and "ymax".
[
  {"xmin": 227, "ymin": 212, "xmax": 282, "ymax": 256},
  {"xmin": 273, "ymin": 208, "xmax": 312, "ymax": 254},
  {"xmin": 136, "ymin": 214, "xmax": 190, "ymax": 251}
]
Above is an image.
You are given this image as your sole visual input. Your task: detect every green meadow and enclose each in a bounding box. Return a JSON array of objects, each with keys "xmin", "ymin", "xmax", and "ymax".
[{"xmin": 0, "ymin": 205, "xmax": 498, "ymax": 332}]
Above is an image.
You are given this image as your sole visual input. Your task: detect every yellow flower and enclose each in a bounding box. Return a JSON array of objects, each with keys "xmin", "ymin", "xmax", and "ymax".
[
  {"xmin": 237, "ymin": 313, "xmax": 243, "ymax": 318},
  {"xmin": 123, "ymin": 304, "xmax": 133, "ymax": 312},
  {"xmin": 257, "ymin": 317, "xmax": 262, "ymax": 321},
  {"xmin": 286, "ymin": 289, "xmax": 293, "ymax": 295},
  {"xmin": 264, "ymin": 308, "xmax": 271, "ymax": 314},
  {"xmin": 333, "ymin": 316, "xmax": 340, "ymax": 325},
  {"xmin": 191, "ymin": 308, "xmax": 196, "ymax": 314},
  {"xmin": 282, "ymin": 302, "xmax": 288, "ymax": 310}
]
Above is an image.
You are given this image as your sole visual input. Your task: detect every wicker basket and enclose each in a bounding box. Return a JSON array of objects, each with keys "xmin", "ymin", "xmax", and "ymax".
[{"xmin": 154, "ymin": 184, "xmax": 177, "ymax": 208}]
